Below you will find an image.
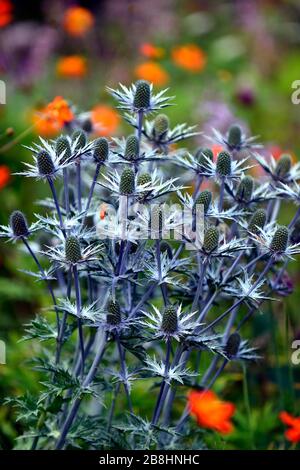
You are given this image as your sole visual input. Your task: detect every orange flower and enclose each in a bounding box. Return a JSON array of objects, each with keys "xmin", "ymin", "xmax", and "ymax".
[
  {"xmin": 0, "ymin": 0, "xmax": 13, "ymax": 28},
  {"xmin": 91, "ymin": 104, "xmax": 120, "ymax": 136},
  {"xmin": 172, "ymin": 44, "xmax": 206, "ymax": 73},
  {"xmin": 140, "ymin": 43, "xmax": 165, "ymax": 59},
  {"xmin": 212, "ymin": 144, "xmax": 224, "ymax": 159},
  {"xmin": 57, "ymin": 55, "xmax": 87, "ymax": 78},
  {"xmin": 63, "ymin": 6, "xmax": 94, "ymax": 37},
  {"xmin": 33, "ymin": 97, "xmax": 74, "ymax": 137},
  {"xmin": 280, "ymin": 412, "xmax": 300, "ymax": 443},
  {"xmin": 0, "ymin": 165, "xmax": 10, "ymax": 189},
  {"xmin": 188, "ymin": 389, "xmax": 235, "ymax": 434},
  {"xmin": 135, "ymin": 62, "xmax": 169, "ymax": 86}
]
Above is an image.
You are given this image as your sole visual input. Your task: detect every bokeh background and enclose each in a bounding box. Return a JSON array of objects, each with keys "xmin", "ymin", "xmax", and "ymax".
[{"xmin": 1, "ymin": 0, "xmax": 300, "ymax": 449}]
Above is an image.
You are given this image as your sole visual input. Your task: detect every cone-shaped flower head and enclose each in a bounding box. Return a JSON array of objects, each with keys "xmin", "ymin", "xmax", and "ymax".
[
  {"xmin": 37, "ymin": 150, "xmax": 55, "ymax": 176},
  {"xmin": 106, "ymin": 297, "xmax": 121, "ymax": 325},
  {"xmin": 56, "ymin": 136, "xmax": 72, "ymax": 163},
  {"xmin": 236, "ymin": 175, "xmax": 253, "ymax": 202},
  {"xmin": 81, "ymin": 118, "xmax": 93, "ymax": 133},
  {"xmin": 137, "ymin": 173, "xmax": 151, "ymax": 201},
  {"xmin": 270, "ymin": 226, "xmax": 289, "ymax": 253},
  {"xmin": 228, "ymin": 124, "xmax": 242, "ymax": 148},
  {"xmin": 195, "ymin": 190, "xmax": 212, "ymax": 214},
  {"xmin": 133, "ymin": 80, "xmax": 151, "ymax": 110},
  {"xmin": 124, "ymin": 135, "xmax": 139, "ymax": 161},
  {"xmin": 203, "ymin": 226, "xmax": 219, "ymax": 253},
  {"xmin": 93, "ymin": 137, "xmax": 109, "ymax": 162},
  {"xmin": 65, "ymin": 236, "xmax": 82, "ymax": 263},
  {"xmin": 275, "ymin": 154, "xmax": 292, "ymax": 178},
  {"xmin": 151, "ymin": 205, "xmax": 163, "ymax": 237},
  {"xmin": 10, "ymin": 211, "xmax": 29, "ymax": 237},
  {"xmin": 119, "ymin": 168, "xmax": 135, "ymax": 195},
  {"xmin": 71, "ymin": 129, "xmax": 87, "ymax": 151},
  {"xmin": 161, "ymin": 305, "xmax": 178, "ymax": 334},
  {"xmin": 225, "ymin": 332, "xmax": 241, "ymax": 357},
  {"xmin": 216, "ymin": 151, "xmax": 231, "ymax": 176},
  {"xmin": 195, "ymin": 147, "xmax": 213, "ymax": 171},
  {"xmin": 153, "ymin": 114, "xmax": 169, "ymax": 137},
  {"xmin": 248, "ymin": 209, "xmax": 266, "ymax": 234}
]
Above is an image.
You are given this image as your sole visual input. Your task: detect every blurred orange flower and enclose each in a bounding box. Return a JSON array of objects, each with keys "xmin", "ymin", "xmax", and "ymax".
[
  {"xmin": 57, "ymin": 55, "xmax": 87, "ymax": 78},
  {"xmin": 0, "ymin": 0, "xmax": 13, "ymax": 28},
  {"xmin": 135, "ymin": 62, "xmax": 169, "ymax": 86},
  {"xmin": 63, "ymin": 6, "xmax": 94, "ymax": 37},
  {"xmin": 140, "ymin": 43, "xmax": 165, "ymax": 59},
  {"xmin": 33, "ymin": 97, "xmax": 74, "ymax": 137},
  {"xmin": 0, "ymin": 165, "xmax": 10, "ymax": 189},
  {"xmin": 172, "ymin": 44, "xmax": 206, "ymax": 72},
  {"xmin": 280, "ymin": 412, "xmax": 300, "ymax": 443},
  {"xmin": 212, "ymin": 144, "xmax": 224, "ymax": 159},
  {"xmin": 188, "ymin": 389, "xmax": 235, "ymax": 434},
  {"xmin": 91, "ymin": 105, "xmax": 120, "ymax": 136}
]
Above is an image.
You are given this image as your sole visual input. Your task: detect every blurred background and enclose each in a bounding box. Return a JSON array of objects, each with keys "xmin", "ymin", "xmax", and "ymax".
[{"xmin": 1, "ymin": 0, "xmax": 300, "ymax": 449}]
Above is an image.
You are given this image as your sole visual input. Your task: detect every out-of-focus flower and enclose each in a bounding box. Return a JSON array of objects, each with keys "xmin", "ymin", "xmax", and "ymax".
[
  {"xmin": 211, "ymin": 144, "xmax": 223, "ymax": 159},
  {"xmin": 63, "ymin": 6, "xmax": 94, "ymax": 37},
  {"xmin": 139, "ymin": 43, "xmax": 165, "ymax": 59},
  {"xmin": 236, "ymin": 87, "xmax": 255, "ymax": 107},
  {"xmin": 0, "ymin": 165, "xmax": 10, "ymax": 188},
  {"xmin": 134, "ymin": 61, "xmax": 169, "ymax": 86},
  {"xmin": 280, "ymin": 412, "xmax": 300, "ymax": 443},
  {"xmin": 0, "ymin": 0, "xmax": 13, "ymax": 28},
  {"xmin": 91, "ymin": 104, "xmax": 121, "ymax": 136},
  {"xmin": 33, "ymin": 97, "xmax": 74, "ymax": 137},
  {"xmin": 56, "ymin": 55, "xmax": 87, "ymax": 78},
  {"xmin": 188, "ymin": 389, "xmax": 235, "ymax": 434},
  {"xmin": 172, "ymin": 44, "xmax": 206, "ymax": 72},
  {"xmin": 45, "ymin": 97, "xmax": 74, "ymax": 126},
  {"xmin": 0, "ymin": 23, "xmax": 57, "ymax": 88}
]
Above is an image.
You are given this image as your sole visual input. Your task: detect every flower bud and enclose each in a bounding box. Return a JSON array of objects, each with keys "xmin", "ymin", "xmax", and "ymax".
[
  {"xmin": 124, "ymin": 135, "xmax": 139, "ymax": 161},
  {"xmin": 93, "ymin": 137, "xmax": 109, "ymax": 162},
  {"xmin": 119, "ymin": 168, "xmax": 135, "ymax": 195},
  {"xmin": 227, "ymin": 124, "xmax": 242, "ymax": 149},
  {"xmin": 151, "ymin": 205, "xmax": 163, "ymax": 236},
  {"xmin": 216, "ymin": 151, "xmax": 231, "ymax": 176},
  {"xmin": 270, "ymin": 226, "xmax": 289, "ymax": 253},
  {"xmin": 236, "ymin": 176, "xmax": 253, "ymax": 202},
  {"xmin": 56, "ymin": 136, "xmax": 71, "ymax": 163},
  {"xmin": 106, "ymin": 297, "xmax": 121, "ymax": 325},
  {"xmin": 65, "ymin": 236, "xmax": 82, "ymax": 263},
  {"xmin": 153, "ymin": 114, "xmax": 169, "ymax": 137},
  {"xmin": 225, "ymin": 332, "xmax": 241, "ymax": 357},
  {"xmin": 275, "ymin": 154, "xmax": 292, "ymax": 178},
  {"xmin": 133, "ymin": 80, "xmax": 151, "ymax": 109},
  {"xmin": 195, "ymin": 190, "xmax": 212, "ymax": 214},
  {"xmin": 10, "ymin": 210, "xmax": 29, "ymax": 237},
  {"xmin": 72, "ymin": 129, "xmax": 87, "ymax": 150},
  {"xmin": 161, "ymin": 305, "xmax": 178, "ymax": 334},
  {"xmin": 248, "ymin": 209, "xmax": 266, "ymax": 234},
  {"xmin": 203, "ymin": 227, "xmax": 219, "ymax": 253},
  {"xmin": 37, "ymin": 150, "xmax": 55, "ymax": 176}
]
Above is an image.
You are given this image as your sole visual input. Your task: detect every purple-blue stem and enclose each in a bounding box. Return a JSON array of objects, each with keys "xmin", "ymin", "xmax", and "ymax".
[
  {"xmin": 73, "ymin": 265, "xmax": 84, "ymax": 378},
  {"xmin": 151, "ymin": 338, "xmax": 171, "ymax": 426},
  {"xmin": 55, "ymin": 331, "xmax": 107, "ymax": 449},
  {"xmin": 47, "ymin": 177, "xmax": 66, "ymax": 238}
]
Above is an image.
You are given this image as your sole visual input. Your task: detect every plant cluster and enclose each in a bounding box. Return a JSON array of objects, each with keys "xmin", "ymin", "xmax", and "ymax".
[{"xmin": 2, "ymin": 80, "xmax": 300, "ymax": 450}]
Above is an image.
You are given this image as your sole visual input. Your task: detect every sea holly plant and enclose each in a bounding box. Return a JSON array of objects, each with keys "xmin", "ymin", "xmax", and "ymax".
[{"xmin": 3, "ymin": 80, "xmax": 300, "ymax": 450}]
